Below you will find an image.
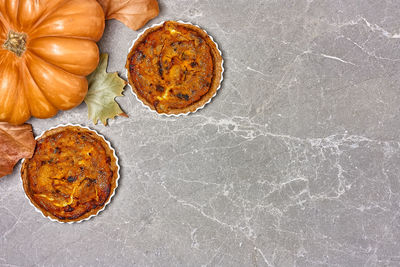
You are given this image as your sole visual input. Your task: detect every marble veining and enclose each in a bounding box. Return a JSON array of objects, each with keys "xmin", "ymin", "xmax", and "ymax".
[{"xmin": 2, "ymin": 0, "xmax": 400, "ymax": 266}]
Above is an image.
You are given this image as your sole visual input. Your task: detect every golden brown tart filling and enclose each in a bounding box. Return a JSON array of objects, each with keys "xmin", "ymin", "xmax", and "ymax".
[
  {"xmin": 21, "ymin": 126, "xmax": 118, "ymax": 223},
  {"xmin": 126, "ymin": 21, "xmax": 223, "ymax": 114}
]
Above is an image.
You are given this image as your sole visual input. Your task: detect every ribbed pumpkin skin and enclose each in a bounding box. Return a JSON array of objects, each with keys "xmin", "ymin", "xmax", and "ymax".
[{"xmin": 0, "ymin": 0, "xmax": 105, "ymax": 125}]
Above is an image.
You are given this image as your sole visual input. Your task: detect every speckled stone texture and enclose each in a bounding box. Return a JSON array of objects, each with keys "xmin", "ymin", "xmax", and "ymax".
[{"xmin": 2, "ymin": 0, "xmax": 400, "ymax": 266}]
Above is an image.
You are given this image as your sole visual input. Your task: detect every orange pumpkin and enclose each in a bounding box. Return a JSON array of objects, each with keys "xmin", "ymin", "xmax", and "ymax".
[{"xmin": 0, "ymin": 0, "xmax": 105, "ymax": 125}]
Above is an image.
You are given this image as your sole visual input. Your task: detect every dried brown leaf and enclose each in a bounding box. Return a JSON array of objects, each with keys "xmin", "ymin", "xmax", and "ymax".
[
  {"xmin": 0, "ymin": 123, "xmax": 36, "ymax": 178},
  {"xmin": 97, "ymin": 0, "xmax": 159, "ymax": 31}
]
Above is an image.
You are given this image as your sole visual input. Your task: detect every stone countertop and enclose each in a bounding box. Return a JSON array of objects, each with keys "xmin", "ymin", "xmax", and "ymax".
[{"xmin": 2, "ymin": 0, "xmax": 400, "ymax": 266}]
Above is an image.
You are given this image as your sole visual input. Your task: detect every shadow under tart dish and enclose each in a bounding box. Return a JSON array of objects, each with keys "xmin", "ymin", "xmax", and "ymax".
[
  {"xmin": 21, "ymin": 126, "xmax": 118, "ymax": 223},
  {"xmin": 126, "ymin": 21, "xmax": 223, "ymax": 114}
]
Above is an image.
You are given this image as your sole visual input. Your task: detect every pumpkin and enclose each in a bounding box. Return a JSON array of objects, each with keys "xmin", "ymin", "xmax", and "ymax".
[{"xmin": 0, "ymin": 0, "xmax": 105, "ymax": 125}]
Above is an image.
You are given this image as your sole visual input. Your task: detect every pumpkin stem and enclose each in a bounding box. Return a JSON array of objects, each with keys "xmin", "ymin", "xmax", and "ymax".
[{"xmin": 3, "ymin": 30, "xmax": 27, "ymax": 57}]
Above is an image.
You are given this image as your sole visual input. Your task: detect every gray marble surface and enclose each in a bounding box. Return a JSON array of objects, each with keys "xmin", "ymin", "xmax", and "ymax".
[{"xmin": 2, "ymin": 0, "xmax": 400, "ymax": 266}]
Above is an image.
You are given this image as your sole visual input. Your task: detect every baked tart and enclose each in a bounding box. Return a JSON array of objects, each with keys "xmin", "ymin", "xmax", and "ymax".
[
  {"xmin": 21, "ymin": 125, "xmax": 119, "ymax": 223},
  {"xmin": 126, "ymin": 21, "xmax": 223, "ymax": 115}
]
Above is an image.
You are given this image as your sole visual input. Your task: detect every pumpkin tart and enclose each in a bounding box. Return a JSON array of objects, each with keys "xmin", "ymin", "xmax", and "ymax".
[
  {"xmin": 126, "ymin": 21, "xmax": 223, "ymax": 115},
  {"xmin": 21, "ymin": 125, "xmax": 119, "ymax": 223}
]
